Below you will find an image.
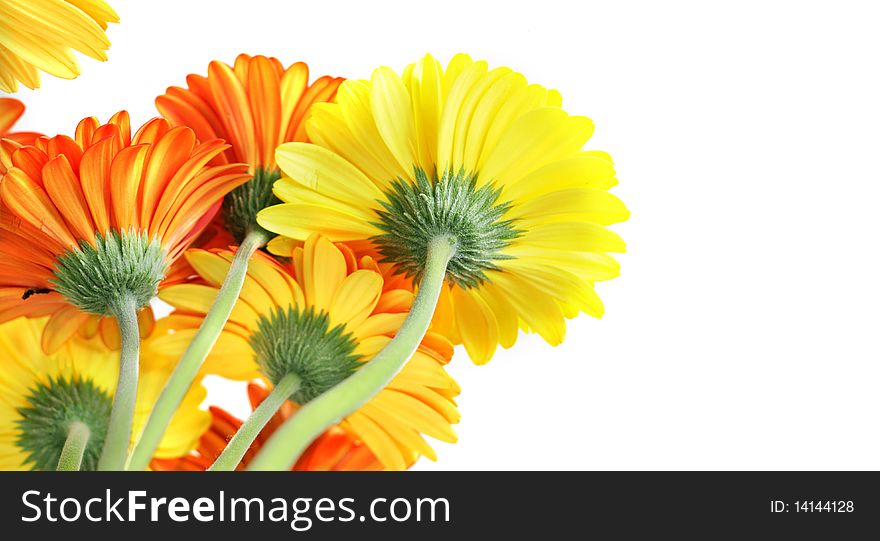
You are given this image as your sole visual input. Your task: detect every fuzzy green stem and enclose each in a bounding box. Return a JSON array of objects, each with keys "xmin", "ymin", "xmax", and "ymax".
[
  {"xmin": 127, "ymin": 228, "xmax": 269, "ymax": 470},
  {"xmin": 97, "ymin": 295, "xmax": 140, "ymax": 471},
  {"xmin": 247, "ymin": 234, "xmax": 456, "ymax": 471},
  {"xmin": 208, "ymin": 372, "xmax": 301, "ymax": 471},
  {"xmin": 56, "ymin": 421, "xmax": 91, "ymax": 471}
]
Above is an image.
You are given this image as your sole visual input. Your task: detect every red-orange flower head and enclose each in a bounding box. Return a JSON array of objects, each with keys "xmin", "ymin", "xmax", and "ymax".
[
  {"xmin": 156, "ymin": 54, "xmax": 344, "ymax": 243},
  {"xmin": 0, "ymin": 111, "xmax": 249, "ymax": 353}
]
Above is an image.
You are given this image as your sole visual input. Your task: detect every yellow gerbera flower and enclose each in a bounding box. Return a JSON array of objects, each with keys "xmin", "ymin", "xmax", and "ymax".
[
  {"xmin": 259, "ymin": 53, "xmax": 629, "ymax": 364},
  {"xmin": 0, "ymin": 0, "xmax": 119, "ymax": 93},
  {"xmin": 0, "ymin": 316, "xmax": 209, "ymax": 470},
  {"xmin": 155, "ymin": 234, "xmax": 460, "ymax": 470}
]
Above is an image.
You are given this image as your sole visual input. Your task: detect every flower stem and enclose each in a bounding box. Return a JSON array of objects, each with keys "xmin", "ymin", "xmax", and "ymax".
[
  {"xmin": 98, "ymin": 295, "xmax": 140, "ymax": 471},
  {"xmin": 127, "ymin": 228, "xmax": 269, "ymax": 470},
  {"xmin": 56, "ymin": 421, "xmax": 91, "ymax": 471},
  {"xmin": 208, "ymin": 372, "xmax": 301, "ymax": 471},
  {"xmin": 247, "ymin": 235, "xmax": 456, "ymax": 471}
]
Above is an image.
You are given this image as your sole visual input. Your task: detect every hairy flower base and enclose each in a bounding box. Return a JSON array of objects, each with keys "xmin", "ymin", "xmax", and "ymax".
[
  {"xmin": 223, "ymin": 167, "xmax": 282, "ymax": 243},
  {"xmin": 51, "ymin": 229, "xmax": 168, "ymax": 316},
  {"xmin": 15, "ymin": 376, "xmax": 111, "ymax": 471},
  {"xmin": 250, "ymin": 306, "xmax": 362, "ymax": 404},
  {"xmin": 372, "ymin": 168, "xmax": 520, "ymax": 288}
]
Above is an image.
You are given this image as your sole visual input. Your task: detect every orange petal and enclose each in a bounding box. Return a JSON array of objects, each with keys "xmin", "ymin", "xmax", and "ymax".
[
  {"xmin": 140, "ymin": 126, "xmax": 196, "ymax": 229},
  {"xmin": 79, "ymin": 136, "xmax": 119, "ymax": 235},
  {"xmin": 155, "ymin": 90, "xmax": 228, "ymax": 165},
  {"xmin": 42, "ymin": 155, "xmax": 96, "ymax": 242},
  {"xmin": 131, "ymin": 117, "xmax": 171, "ymax": 145},
  {"xmin": 109, "ymin": 111, "xmax": 131, "ymax": 146},
  {"xmin": 279, "ymin": 62, "xmax": 309, "ymax": 142},
  {"xmin": 42, "ymin": 305, "xmax": 90, "ymax": 354},
  {"xmin": 74, "ymin": 116, "xmax": 99, "ymax": 148},
  {"xmin": 11, "ymin": 145, "xmax": 49, "ymax": 182},
  {"xmin": 246, "ymin": 56, "xmax": 282, "ymax": 167},
  {"xmin": 149, "ymin": 139, "xmax": 228, "ymax": 241},
  {"xmin": 138, "ymin": 304, "xmax": 155, "ymax": 339},
  {"xmin": 1, "ymin": 167, "xmax": 77, "ymax": 247},
  {"xmin": 99, "ymin": 316, "xmax": 121, "ymax": 349},
  {"xmin": 207, "ymin": 60, "xmax": 256, "ymax": 165},
  {"xmin": 46, "ymin": 135, "xmax": 83, "ymax": 174},
  {"xmin": 110, "ymin": 144, "xmax": 149, "ymax": 230},
  {"xmin": 0, "ymin": 97, "xmax": 24, "ymax": 134},
  {"xmin": 289, "ymin": 76, "xmax": 343, "ymax": 142}
]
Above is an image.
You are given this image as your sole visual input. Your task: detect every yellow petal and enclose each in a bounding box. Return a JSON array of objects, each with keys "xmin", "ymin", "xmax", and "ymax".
[
  {"xmin": 328, "ymin": 270, "xmax": 383, "ymax": 329},
  {"xmin": 245, "ymin": 255, "xmax": 304, "ymax": 310},
  {"xmin": 451, "ymin": 285, "xmax": 498, "ymax": 364},
  {"xmin": 275, "ymin": 142, "xmax": 384, "ymax": 202},
  {"xmin": 149, "ymin": 327, "xmax": 258, "ymax": 380},
  {"xmin": 369, "ymin": 389, "xmax": 457, "ymax": 443},
  {"xmin": 462, "ymin": 70, "xmax": 524, "ymax": 169},
  {"xmin": 405, "ymin": 54, "xmax": 443, "ymax": 171},
  {"xmin": 508, "ymin": 187, "xmax": 629, "ymax": 226},
  {"xmin": 436, "ymin": 59, "xmax": 488, "ymax": 169},
  {"xmin": 272, "ymin": 177, "xmax": 375, "ymax": 220},
  {"xmin": 359, "ymin": 401, "xmax": 437, "ymax": 461},
  {"xmin": 344, "ymin": 412, "xmax": 407, "ymax": 470},
  {"xmin": 480, "ymin": 108, "xmax": 594, "ymax": 187},
  {"xmin": 503, "ymin": 153, "xmax": 619, "ymax": 202},
  {"xmin": 302, "ymin": 234, "xmax": 346, "ymax": 312},
  {"xmin": 370, "ymin": 67, "xmax": 417, "ymax": 172},
  {"xmin": 521, "ymin": 222, "xmax": 626, "ymax": 253},
  {"xmin": 159, "ymin": 283, "xmax": 258, "ymax": 330},
  {"xmin": 353, "ymin": 312, "xmax": 407, "ymax": 342},
  {"xmin": 257, "ymin": 203, "xmax": 380, "ymax": 242},
  {"xmin": 490, "ymin": 271, "xmax": 566, "ymax": 346}
]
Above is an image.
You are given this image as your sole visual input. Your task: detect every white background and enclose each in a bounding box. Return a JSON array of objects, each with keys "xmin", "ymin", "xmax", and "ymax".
[{"xmin": 9, "ymin": 0, "xmax": 880, "ymax": 470}]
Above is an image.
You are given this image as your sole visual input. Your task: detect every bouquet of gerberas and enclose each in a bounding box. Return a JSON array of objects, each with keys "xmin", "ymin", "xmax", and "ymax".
[{"xmin": 0, "ymin": 1, "xmax": 628, "ymax": 471}]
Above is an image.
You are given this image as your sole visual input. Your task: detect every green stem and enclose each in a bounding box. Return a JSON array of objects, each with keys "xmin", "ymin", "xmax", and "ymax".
[
  {"xmin": 247, "ymin": 235, "xmax": 456, "ymax": 471},
  {"xmin": 208, "ymin": 372, "xmax": 301, "ymax": 471},
  {"xmin": 127, "ymin": 228, "xmax": 268, "ymax": 470},
  {"xmin": 97, "ymin": 295, "xmax": 140, "ymax": 471},
  {"xmin": 56, "ymin": 421, "xmax": 91, "ymax": 471}
]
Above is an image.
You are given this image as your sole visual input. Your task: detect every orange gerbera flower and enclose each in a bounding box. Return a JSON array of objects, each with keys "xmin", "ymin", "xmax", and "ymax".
[
  {"xmin": 0, "ymin": 111, "xmax": 249, "ymax": 353},
  {"xmin": 152, "ymin": 382, "xmax": 383, "ymax": 471},
  {"xmin": 155, "ymin": 54, "xmax": 344, "ymax": 243},
  {"xmin": 0, "ymin": 97, "xmax": 40, "ymax": 146}
]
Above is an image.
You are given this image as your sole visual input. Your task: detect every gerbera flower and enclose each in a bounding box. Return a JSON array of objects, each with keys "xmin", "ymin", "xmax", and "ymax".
[
  {"xmin": 0, "ymin": 112, "xmax": 248, "ymax": 352},
  {"xmin": 139, "ymin": 234, "xmax": 459, "ymax": 471},
  {"xmin": 152, "ymin": 382, "xmax": 384, "ymax": 471},
  {"xmin": 251, "ymin": 53, "xmax": 627, "ymax": 469},
  {"xmin": 0, "ymin": 111, "xmax": 248, "ymax": 469},
  {"xmin": 0, "ymin": 0, "xmax": 119, "ymax": 93},
  {"xmin": 133, "ymin": 56, "xmax": 344, "ymax": 467},
  {"xmin": 156, "ymin": 54, "xmax": 344, "ymax": 243},
  {"xmin": 0, "ymin": 98, "xmax": 40, "ymax": 145},
  {"xmin": 260, "ymin": 53, "xmax": 628, "ymax": 364},
  {"xmin": 0, "ymin": 316, "xmax": 209, "ymax": 470}
]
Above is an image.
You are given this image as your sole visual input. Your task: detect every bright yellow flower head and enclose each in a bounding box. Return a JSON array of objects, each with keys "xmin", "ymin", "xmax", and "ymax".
[
  {"xmin": 155, "ymin": 234, "xmax": 460, "ymax": 470},
  {"xmin": 0, "ymin": 0, "xmax": 119, "ymax": 93},
  {"xmin": 0, "ymin": 316, "xmax": 209, "ymax": 470},
  {"xmin": 258, "ymin": 53, "xmax": 629, "ymax": 364}
]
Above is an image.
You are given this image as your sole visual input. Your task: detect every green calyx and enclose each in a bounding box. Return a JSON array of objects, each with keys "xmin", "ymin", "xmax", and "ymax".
[
  {"xmin": 51, "ymin": 229, "xmax": 167, "ymax": 316},
  {"xmin": 250, "ymin": 306, "xmax": 362, "ymax": 404},
  {"xmin": 15, "ymin": 376, "xmax": 111, "ymax": 471},
  {"xmin": 372, "ymin": 167, "xmax": 521, "ymax": 289},
  {"xmin": 223, "ymin": 167, "xmax": 282, "ymax": 243}
]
